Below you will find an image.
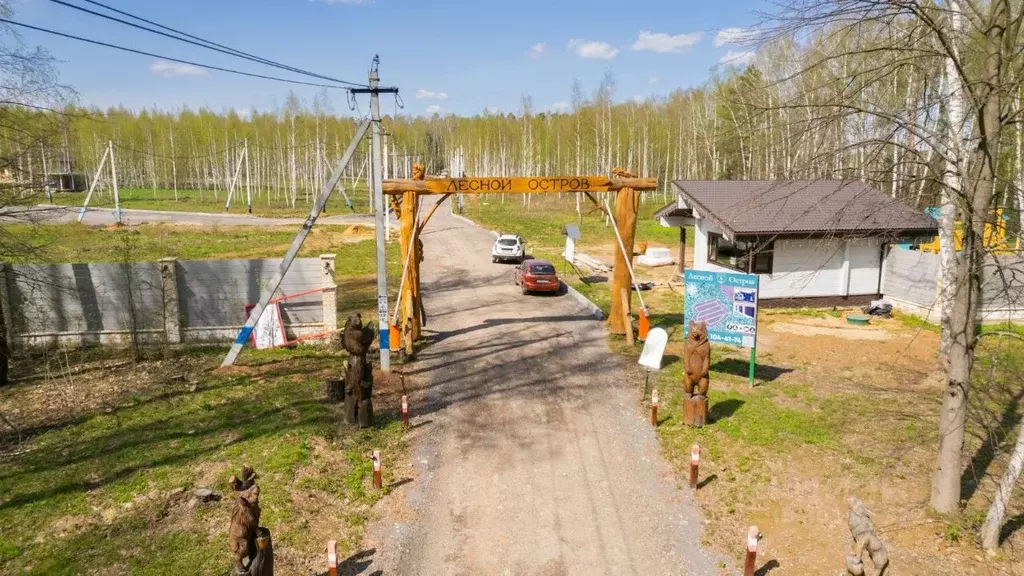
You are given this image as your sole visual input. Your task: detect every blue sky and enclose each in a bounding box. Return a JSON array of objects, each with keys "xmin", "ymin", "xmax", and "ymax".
[{"xmin": 12, "ymin": 0, "xmax": 766, "ymax": 117}]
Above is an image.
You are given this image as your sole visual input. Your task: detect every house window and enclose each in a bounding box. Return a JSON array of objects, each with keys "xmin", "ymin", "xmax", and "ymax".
[{"xmin": 708, "ymin": 233, "xmax": 774, "ymax": 274}]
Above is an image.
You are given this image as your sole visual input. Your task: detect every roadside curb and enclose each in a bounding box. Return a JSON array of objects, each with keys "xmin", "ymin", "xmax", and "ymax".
[
  {"xmin": 565, "ymin": 284, "xmax": 606, "ymax": 320},
  {"xmin": 452, "ymin": 209, "xmax": 605, "ymax": 321},
  {"xmin": 450, "ymin": 210, "xmax": 499, "ymax": 238}
]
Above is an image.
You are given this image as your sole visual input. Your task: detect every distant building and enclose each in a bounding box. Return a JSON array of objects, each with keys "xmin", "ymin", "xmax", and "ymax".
[{"xmin": 654, "ymin": 180, "xmax": 937, "ymax": 305}]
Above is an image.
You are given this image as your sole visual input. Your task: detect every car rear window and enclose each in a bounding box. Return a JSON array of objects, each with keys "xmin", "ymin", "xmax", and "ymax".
[
  {"xmin": 497, "ymin": 239, "xmax": 518, "ymax": 246},
  {"xmin": 529, "ymin": 264, "xmax": 556, "ymax": 275}
]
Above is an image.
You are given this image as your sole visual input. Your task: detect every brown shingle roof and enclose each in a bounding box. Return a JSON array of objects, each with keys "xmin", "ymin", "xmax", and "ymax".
[
  {"xmin": 671, "ymin": 180, "xmax": 937, "ymax": 238},
  {"xmin": 653, "ymin": 201, "xmax": 692, "ymax": 220}
]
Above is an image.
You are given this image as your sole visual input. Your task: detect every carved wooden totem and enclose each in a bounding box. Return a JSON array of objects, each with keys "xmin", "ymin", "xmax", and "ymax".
[
  {"xmin": 683, "ymin": 320, "xmax": 711, "ymax": 427},
  {"xmin": 341, "ymin": 314, "xmax": 376, "ymax": 427}
]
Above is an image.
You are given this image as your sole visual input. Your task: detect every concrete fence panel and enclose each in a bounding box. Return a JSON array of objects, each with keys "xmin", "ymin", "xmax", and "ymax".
[
  {"xmin": 0, "ymin": 255, "xmax": 337, "ymax": 348},
  {"xmin": 882, "ymin": 247, "xmax": 1024, "ymax": 323}
]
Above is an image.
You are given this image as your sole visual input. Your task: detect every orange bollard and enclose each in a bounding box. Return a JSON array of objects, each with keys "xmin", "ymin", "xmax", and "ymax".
[
  {"xmin": 690, "ymin": 444, "xmax": 700, "ymax": 490},
  {"xmin": 327, "ymin": 540, "xmax": 338, "ymax": 576},
  {"xmin": 401, "ymin": 395, "xmax": 409, "ymax": 429},
  {"xmin": 371, "ymin": 450, "xmax": 382, "ymax": 490},
  {"xmin": 744, "ymin": 526, "xmax": 761, "ymax": 576},
  {"xmin": 388, "ymin": 324, "xmax": 400, "ymax": 351},
  {"xmin": 650, "ymin": 388, "xmax": 659, "ymax": 427},
  {"xmin": 638, "ymin": 306, "xmax": 651, "ymax": 341}
]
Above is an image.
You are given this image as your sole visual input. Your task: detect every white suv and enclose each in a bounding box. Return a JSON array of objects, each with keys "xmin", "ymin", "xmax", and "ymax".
[{"xmin": 492, "ymin": 234, "xmax": 525, "ymax": 263}]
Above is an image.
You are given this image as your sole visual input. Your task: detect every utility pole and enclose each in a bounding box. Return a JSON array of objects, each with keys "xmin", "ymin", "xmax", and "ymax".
[
  {"xmin": 109, "ymin": 140, "xmax": 122, "ymax": 224},
  {"xmin": 244, "ymin": 139, "xmax": 252, "ymax": 214},
  {"xmin": 351, "ymin": 55, "xmax": 399, "ymax": 372}
]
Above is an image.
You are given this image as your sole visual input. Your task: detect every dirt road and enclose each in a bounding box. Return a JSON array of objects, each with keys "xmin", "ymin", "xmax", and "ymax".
[{"xmin": 363, "ymin": 205, "xmax": 722, "ymax": 575}]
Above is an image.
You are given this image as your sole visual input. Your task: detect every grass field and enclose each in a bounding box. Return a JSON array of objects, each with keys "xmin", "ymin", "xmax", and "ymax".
[
  {"xmin": 43, "ymin": 186, "xmax": 375, "ymax": 219},
  {"xmin": 5, "ymin": 221, "xmax": 382, "ymax": 264},
  {"xmin": 0, "ymin": 347, "xmax": 408, "ymax": 575}
]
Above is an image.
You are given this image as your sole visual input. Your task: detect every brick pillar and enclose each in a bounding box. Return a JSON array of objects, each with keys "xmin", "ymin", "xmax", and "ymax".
[
  {"xmin": 320, "ymin": 254, "xmax": 338, "ymax": 336},
  {"xmin": 158, "ymin": 258, "xmax": 182, "ymax": 344}
]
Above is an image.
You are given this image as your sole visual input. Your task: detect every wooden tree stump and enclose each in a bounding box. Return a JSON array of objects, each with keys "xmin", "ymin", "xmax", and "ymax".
[
  {"xmin": 324, "ymin": 378, "xmax": 345, "ymax": 403},
  {"xmin": 240, "ymin": 528, "xmax": 274, "ymax": 576},
  {"xmin": 684, "ymin": 396, "xmax": 709, "ymax": 428}
]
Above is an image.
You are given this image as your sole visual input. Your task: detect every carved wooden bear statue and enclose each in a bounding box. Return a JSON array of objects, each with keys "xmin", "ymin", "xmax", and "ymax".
[
  {"xmin": 228, "ymin": 467, "xmax": 261, "ymax": 574},
  {"xmin": 683, "ymin": 320, "xmax": 711, "ymax": 397},
  {"xmin": 341, "ymin": 314, "xmax": 375, "ymax": 427}
]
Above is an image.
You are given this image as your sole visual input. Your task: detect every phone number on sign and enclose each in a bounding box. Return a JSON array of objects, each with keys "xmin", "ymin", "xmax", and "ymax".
[{"xmin": 724, "ymin": 323, "xmax": 756, "ymax": 335}]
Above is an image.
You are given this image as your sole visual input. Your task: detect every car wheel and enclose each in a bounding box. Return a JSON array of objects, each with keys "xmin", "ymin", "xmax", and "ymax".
[
  {"xmin": 521, "ymin": 285, "xmax": 529, "ymax": 295},
  {"xmin": 492, "ymin": 256, "xmax": 497, "ymax": 263}
]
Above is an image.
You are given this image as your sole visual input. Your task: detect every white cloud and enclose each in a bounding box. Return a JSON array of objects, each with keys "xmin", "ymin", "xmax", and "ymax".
[
  {"xmin": 632, "ymin": 95, "xmax": 647, "ymax": 103},
  {"xmin": 415, "ymin": 89, "xmax": 448, "ymax": 100},
  {"xmin": 149, "ymin": 60, "xmax": 207, "ymax": 77},
  {"xmin": 719, "ymin": 50, "xmax": 756, "ymax": 66},
  {"xmin": 631, "ymin": 31, "xmax": 702, "ymax": 53},
  {"xmin": 648, "ymin": 76, "xmax": 659, "ymax": 85},
  {"xmin": 426, "ymin": 105, "xmax": 444, "ymax": 114},
  {"xmin": 527, "ymin": 42, "xmax": 547, "ymax": 59},
  {"xmin": 567, "ymin": 39, "xmax": 619, "ymax": 60},
  {"xmin": 483, "ymin": 106, "xmax": 503, "ymax": 115},
  {"xmin": 547, "ymin": 101, "xmax": 570, "ymax": 113},
  {"xmin": 714, "ymin": 27, "xmax": 757, "ymax": 47}
]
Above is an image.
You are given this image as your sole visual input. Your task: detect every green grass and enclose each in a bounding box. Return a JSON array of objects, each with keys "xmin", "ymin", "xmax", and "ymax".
[
  {"xmin": 3, "ymin": 222, "xmax": 394, "ymax": 266},
  {"xmin": 0, "ymin": 347, "xmax": 406, "ymax": 575},
  {"xmin": 46, "ymin": 186, "xmax": 374, "ymax": 218}
]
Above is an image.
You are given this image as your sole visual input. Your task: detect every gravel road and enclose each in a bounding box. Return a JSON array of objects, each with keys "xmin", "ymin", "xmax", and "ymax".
[
  {"xmin": 361, "ymin": 204, "xmax": 722, "ymax": 575},
  {"xmin": 0, "ymin": 205, "xmax": 379, "ymax": 227}
]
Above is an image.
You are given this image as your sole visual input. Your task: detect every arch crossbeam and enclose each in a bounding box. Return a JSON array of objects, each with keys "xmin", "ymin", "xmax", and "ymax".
[{"xmin": 382, "ymin": 176, "xmax": 657, "ymax": 195}]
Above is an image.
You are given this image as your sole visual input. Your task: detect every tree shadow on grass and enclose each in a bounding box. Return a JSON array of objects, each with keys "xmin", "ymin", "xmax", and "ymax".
[
  {"xmin": 711, "ymin": 358, "xmax": 794, "ymax": 383},
  {"xmin": 755, "ymin": 559, "xmax": 781, "ymax": 575},
  {"xmin": 1000, "ymin": 512, "xmax": 1024, "ymax": 545},
  {"xmin": 708, "ymin": 398, "xmax": 745, "ymax": 423},
  {"xmin": 961, "ymin": 385, "xmax": 1024, "ymax": 502}
]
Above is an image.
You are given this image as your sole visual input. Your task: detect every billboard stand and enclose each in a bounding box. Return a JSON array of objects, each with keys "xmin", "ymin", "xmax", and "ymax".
[{"xmin": 683, "ymin": 268, "xmax": 760, "ymax": 388}]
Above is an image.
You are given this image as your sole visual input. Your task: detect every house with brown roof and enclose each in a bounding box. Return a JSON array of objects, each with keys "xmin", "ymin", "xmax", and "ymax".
[{"xmin": 655, "ymin": 180, "xmax": 938, "ymax": 303}]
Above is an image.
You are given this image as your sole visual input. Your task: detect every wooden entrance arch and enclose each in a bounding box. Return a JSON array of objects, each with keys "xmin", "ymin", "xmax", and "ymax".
[{"xmin": 382, "ymin": 168, "xmax": 657, "ymax": 352}]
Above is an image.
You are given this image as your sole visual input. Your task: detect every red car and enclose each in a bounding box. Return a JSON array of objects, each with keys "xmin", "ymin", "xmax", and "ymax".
[{"xmin": 514, "ymin": 259, "xmax": 560, "ymax": 294}]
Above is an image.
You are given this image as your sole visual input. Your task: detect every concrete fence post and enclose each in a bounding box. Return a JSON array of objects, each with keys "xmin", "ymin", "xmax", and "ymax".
[
  {"xmin": 158, "ymin": 258, "xmax": 183, "ymax": 344},
  {"xmin": 320, "ymin": 254, "xmax": 338, "ymax": 336},
  {"xmin": 0, "ymin": 261, "xmax": 12, "ymax": 350}
]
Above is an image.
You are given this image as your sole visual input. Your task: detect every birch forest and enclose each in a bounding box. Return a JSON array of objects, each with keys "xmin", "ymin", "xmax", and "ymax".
[{"xmin": 5, "ymin": 28, "xmax": 1020, "ymax": 230}]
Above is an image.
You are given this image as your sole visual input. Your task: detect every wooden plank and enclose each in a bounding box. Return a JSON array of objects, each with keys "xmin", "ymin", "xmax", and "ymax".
[{"xmin": 382, "ymin": 176, "xmax": 658, "ymax": 194}]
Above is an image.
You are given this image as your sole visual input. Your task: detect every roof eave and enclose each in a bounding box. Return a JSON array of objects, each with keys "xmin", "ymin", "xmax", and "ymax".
[{"xmin": 670, "ymin": 181, "xmax": 738, "ymax": 238}]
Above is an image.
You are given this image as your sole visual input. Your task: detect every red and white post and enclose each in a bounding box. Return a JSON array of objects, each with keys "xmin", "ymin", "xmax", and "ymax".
[
  {"xmin": 371, "ymin": 450, "xmax": 382, "ymax": 490},
  {"xmin": 327, "ymin": 540, "xmax": 338, "ymax": 576},
  {"xmin": 689, "ymin": 444, "xmax": 700, "ymax": 490},
  {"xmin": 743, "ymin": 526, "xmax": 761, "ymax": 576},
  {"xmin": 650, "ymin": 388, "xmax": 659, "ymax": 427},
  {"xmin": 401, "ymin": 395, "xmax": 409, "ymax": 429}
]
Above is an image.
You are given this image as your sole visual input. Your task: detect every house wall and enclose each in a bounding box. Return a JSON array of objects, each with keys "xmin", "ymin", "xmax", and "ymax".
[{"xmin": 691, "ymin": 217, "xmax": 883, "ymax": 299}]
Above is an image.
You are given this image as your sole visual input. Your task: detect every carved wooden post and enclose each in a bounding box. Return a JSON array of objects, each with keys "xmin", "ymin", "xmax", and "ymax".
[
  {"xmin": 608, "ymin": 173, "xmax": 639, "ymax": 335},
  {"xmin": 620, "ymin": 288, "xmax": 635, "ymax": 345},
  {"xmin": 744, "ymin": 526, "xmax": 761, "ymax": 576},
  {"xmin": 689, "ymin": 444, "xmax": 700, "ymax": 489},
  {"xmin": 400, "ymin": 190, "xmax": 418, "ymax": 354}
]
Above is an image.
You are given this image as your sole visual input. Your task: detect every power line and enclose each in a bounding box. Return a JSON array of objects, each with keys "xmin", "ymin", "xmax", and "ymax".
[
  {"xmin": 49, "ymin": 0, "xmax": 368, "ymax": 88},
  {"xmin": 0, "ymin": 18, "xmax": 354, "ymax": 90}
]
